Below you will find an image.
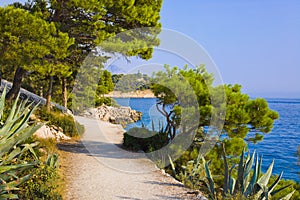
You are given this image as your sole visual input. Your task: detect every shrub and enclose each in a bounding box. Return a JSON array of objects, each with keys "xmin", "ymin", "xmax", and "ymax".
[
  {"xmin": 18, "ymin": 160, "xmax": 62, "ymax": 200},
  {"xmin": 95, "ymin": 97, "xmax": 117, "ymax": 107},
  {"xmin": 35, "ymin": 108, "xmax": 84, "ymax": 137},
  {"xmin": 123, "ymin": 127, "xmax": 168, "ymax": 152},
  {"xmin": 18, "ymin": 139, "xmax": 64, "ymax": 199}
]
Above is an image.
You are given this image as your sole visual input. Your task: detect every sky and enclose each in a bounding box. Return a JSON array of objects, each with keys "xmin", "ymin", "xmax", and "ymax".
[{"xmin": 1, "ymin": 0, "xmax": 300, "ymax": 98}]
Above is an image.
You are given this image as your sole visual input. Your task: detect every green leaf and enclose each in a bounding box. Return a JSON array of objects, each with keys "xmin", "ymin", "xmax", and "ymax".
[
  {"xmin": 257, "ymin": 160, "xmax": 274, "ymax": 188},
  {"xmin": 168, "ymin": 155, "xmax": 176, "ymax": 176},
  {"xmin": 0, "ymin": 86, "xmax": 6, "ymax": 120},
  {"xmin": 0, "ymin": 163, "xmax": 35, "ymax": 174},
  {"xmin": 222, "ymin": 143, "xmax": 229, "ymax": 196},
  {"xmin": 0, "ymin": 193, "xmax": 19, "ymax": 199},
  {"xmin": 245, "ymin": 153, "xmax": 259, "ymax": 196},
  {"xmin": 202, "ymin": 157, "xmax": 215, "ymax": 199},
  {"xmin": 270, "ymin": 184, "xmax": 292, "ymax": 196},
  {"xmin": 229, "ymin": 177, "xmax": 236, "ymax": 195},
  {"xmin": 235, "ymin": 148, "xmax": 245, "ymax": 193},
  {"xmin": 0, "ymin": 147, "xmax": 21, "ymax": 165},
  {"xmin": 267, "ymin": 172, "xmax": 283, "ymax": 195}
]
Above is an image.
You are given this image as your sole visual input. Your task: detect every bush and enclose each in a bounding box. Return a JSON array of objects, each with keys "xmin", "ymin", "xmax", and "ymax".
[
  {"xmin": 18, "ymin": 139, "xmax": 64, "ymax": 199},
  {"xmin": 123, "ymin": 127, "xmax": 168, "ymax": 152},
  {"xmin": 35, "ymin": 108, "xmax": 84, "ymax": 137},
  {"xmin": 270, "ymin": 178, "xmax": 300, "ymax": 200},
  {"xmin": 95, "ymin": 97, "xmax": 117, "ymax": 107},
  {"xmin": 18, "ymin": 163, "xmax": 63, "ymax": 200}
]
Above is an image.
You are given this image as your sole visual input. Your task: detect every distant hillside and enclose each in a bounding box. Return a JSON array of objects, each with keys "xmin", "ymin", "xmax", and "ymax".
[
  {"xmin": 112, "ymin": 72, "xmax": 151, "ymax": 93},
  {"xmin": 104, "ymin": 89, "xmax": 155, "ymax": 98}
]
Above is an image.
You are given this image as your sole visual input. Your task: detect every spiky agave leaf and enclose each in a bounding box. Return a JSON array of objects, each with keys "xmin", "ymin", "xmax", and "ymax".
[
  {"xmin": 222, "ymin": 143, "xmax": 230, "ymax": 197},
  {"xmin": 235, "ymin": 148, "xmax": 245, "ymax": 194},
  {"xmin": 0, "ymin": 93, "xmax": 21, "ymax": 137},
  {"xmin": 202, "ymin": 157, "xmax": 215, "ymax": 200},
  {"xmin": 0, "ymin": 124, "xmax": 42, "ymax": 157},
  {"xmin": 0, "ymin": 163, "xmax": 36, "ymax": 174},
  {"xmin": 46, "ymin": 154, "xmax": 59, "ymax": 168},
  {"xmin": 0, "ymin": 91, "xmax": 42, "ymax": 198},
  {"xmin": 242, "ymin": 150, "xmax": 256, "ymax": 195},
  {"xmin": 266, "ymin": 172, "xmax": 283, "ymax": 195},
  {"xmin": 245, "ymin": 153, "xmax": 260, "ymax": 196},
  {"xmin": 0, "ymin": 86, "xmax": 6, "ymax": 120},
  {"xmin": 257, "ymin": 160, "xmax": 274, "ymax": 188}
]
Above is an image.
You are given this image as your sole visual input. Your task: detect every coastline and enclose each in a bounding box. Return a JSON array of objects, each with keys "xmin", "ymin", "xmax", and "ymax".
[{"xmin": 104, "ymin": 89, "xmax": 156, "ymax": 98}]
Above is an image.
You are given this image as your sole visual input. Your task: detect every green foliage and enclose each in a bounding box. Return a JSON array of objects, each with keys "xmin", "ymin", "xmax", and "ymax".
[
  {"xmin": 94, "ymin": 70, "xmax": 115, "ymax": 107},
  {"xmin": 152, "ymin": 65, "xmax": 279, "ymax": 190},
  {"xmin": 224, "ymin": 85, "xmax": 279, "ymax": 139},
  {"xmin": 0, "ymin": 88, "xmax": 42, "ymax": 199},
  {"xmin": 168, "ymin": 150, "xmax": 207, "ymax": 190},
  {"xmin": 151, "ymin": 65, "xmax": 278, "ymax": 142},
  {"xmin": 28, "ymin": 0, "xmax": 162, "ymax": 110},
  {"xmin": 1, "ymin": 0, "xmax": 162, "ymax": 108},
  {"xmin": 95, "ymin": 97, "xmax": 116, "ymax": 107},
  {"xmin": 96, "ymin": 70, "xmax": 114, "ymax": 96},
  {"xmin": 0, "ymin": 6, "xmax": 64, "ymax": 70},
  {"xmin": 35, "ymin": 108, "xmax": 84, "ymax": 137},
  {"xmin": 0, "ymin": 6, "xmax": 73, "ymax": 102},
  {"xmin": 123, "ymin": 127, "xmax": 168, "ymax": 152},
  {"xmin": 18, "ymin": 155, "xmax": 62, "ymax": 200},
  {"xmin": 113, "ymin": 73, "xmax": 151, "ymax": 93},
  {"xmin": 269, "ymin": 178, "xmax": 300, "ymax": 200},
  {"xmin": 202, "ymin": 146, "xmax": 295, "ymax": 200}
]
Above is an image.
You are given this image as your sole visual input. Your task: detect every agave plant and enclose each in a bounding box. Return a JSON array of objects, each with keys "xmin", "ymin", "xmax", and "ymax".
[
  {"xmin": 0, "ymin": 87, "xmax": 42, "ymax": 199},
  {"xmin": 203, "ymin": 144, "xmax": 295, "ymax": 200},
  {"xmin": 168, "ymin": 149, "xmax": 205, "ymax": 189}
]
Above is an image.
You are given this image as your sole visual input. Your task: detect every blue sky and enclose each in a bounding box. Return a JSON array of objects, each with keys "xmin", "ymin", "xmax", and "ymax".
[
  {"xmin": 1, "ymin": 0, "xmax": 300, "ymax": 98},
  {"xmin": 160, "ymin": 0, "xmax": 300, "ymax": 98}
]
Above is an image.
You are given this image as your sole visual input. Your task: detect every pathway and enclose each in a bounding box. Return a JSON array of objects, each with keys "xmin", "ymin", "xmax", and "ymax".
[{"xmin": 59, "ymin": 116, "xmax": 201, "ymax": 200}]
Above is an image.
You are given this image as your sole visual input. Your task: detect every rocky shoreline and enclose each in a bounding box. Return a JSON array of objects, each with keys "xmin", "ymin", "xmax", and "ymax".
[{"xmin": 83, "ymin": 105, "xmax": 142, "ymax": 126}]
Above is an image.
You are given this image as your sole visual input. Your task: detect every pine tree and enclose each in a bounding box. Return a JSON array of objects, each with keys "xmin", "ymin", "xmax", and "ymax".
[
  {"xmin": 0, "ymin": 6, "xmax": 73, "ymax": 104},
  {"xmin": 21, "ymin": 0, "xmax": 163, "ymax": 108}
]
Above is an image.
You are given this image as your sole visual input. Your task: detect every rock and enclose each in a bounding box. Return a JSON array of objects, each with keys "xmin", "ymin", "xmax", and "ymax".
[
  {"xmin": 55, "ymin": 130, "xmax": 71, "ymax": 141},
  {"xmin": 57, "ymin": 126, "xmax": 64, "ymax": 132},
  {"xmin": 30, "ymin": 114, "xmax": 41, "ymax": 122},
  {"xmin": 34, "ymin": 125, "xmax": 56, "ymax": 140},
  {"xmin": 93, "ymin": 105, "xmax": 142, "ymax": 125},
  {"xmin": 34, "ymin": 124, "xmax": 71, "ymax": 141}
]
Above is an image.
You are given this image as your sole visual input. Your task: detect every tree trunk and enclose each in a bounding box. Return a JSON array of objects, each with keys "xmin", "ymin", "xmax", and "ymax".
[
  {"xmin": 46, "ymin": 76, "xmax": 53, "ymax": 112},
  {"xmin": 6, "ymin": 67, "xmax": 27, "ymax": 101},
  {"xmin": 62, "ymin": 77, "xmax": 68, "ymax": 108}
]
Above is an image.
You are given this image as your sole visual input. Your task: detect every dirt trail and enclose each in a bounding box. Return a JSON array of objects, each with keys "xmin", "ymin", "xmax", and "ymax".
[{"xmin": 59, "ymin": 116, "xmax": 201, "ymax": 200}]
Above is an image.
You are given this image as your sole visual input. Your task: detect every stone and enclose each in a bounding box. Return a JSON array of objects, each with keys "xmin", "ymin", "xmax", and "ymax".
[
  {"xmin": 93, "ymin": 105, "xmax": 142, "ymax": 125},
  {"xmin": 55, "ymin": 131, "xmax": 71, "ymax": 141},
  {"xmin": 34, "ymin": 125, "xmax": 56, "ymax": 140},
  {"xmin": 34, "ymin": 124, "xmax": 71, "ymax": 141}
]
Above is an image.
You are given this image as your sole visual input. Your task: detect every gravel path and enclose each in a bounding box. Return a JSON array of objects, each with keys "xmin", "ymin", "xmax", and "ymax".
[{"xmin": 59, "ymin": 116, "xmax": 201, "ymax": 200}]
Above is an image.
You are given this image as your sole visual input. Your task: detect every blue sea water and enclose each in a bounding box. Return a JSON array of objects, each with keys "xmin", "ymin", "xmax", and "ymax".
[{"xmin": 114, "ymin": 98, "xmax": 300, "ymax": 182}]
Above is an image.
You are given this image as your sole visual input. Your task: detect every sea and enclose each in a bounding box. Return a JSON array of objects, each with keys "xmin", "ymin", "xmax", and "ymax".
[{"xmin": 114, "ymin": 98, "xmax": 300, "ymax": 183}]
